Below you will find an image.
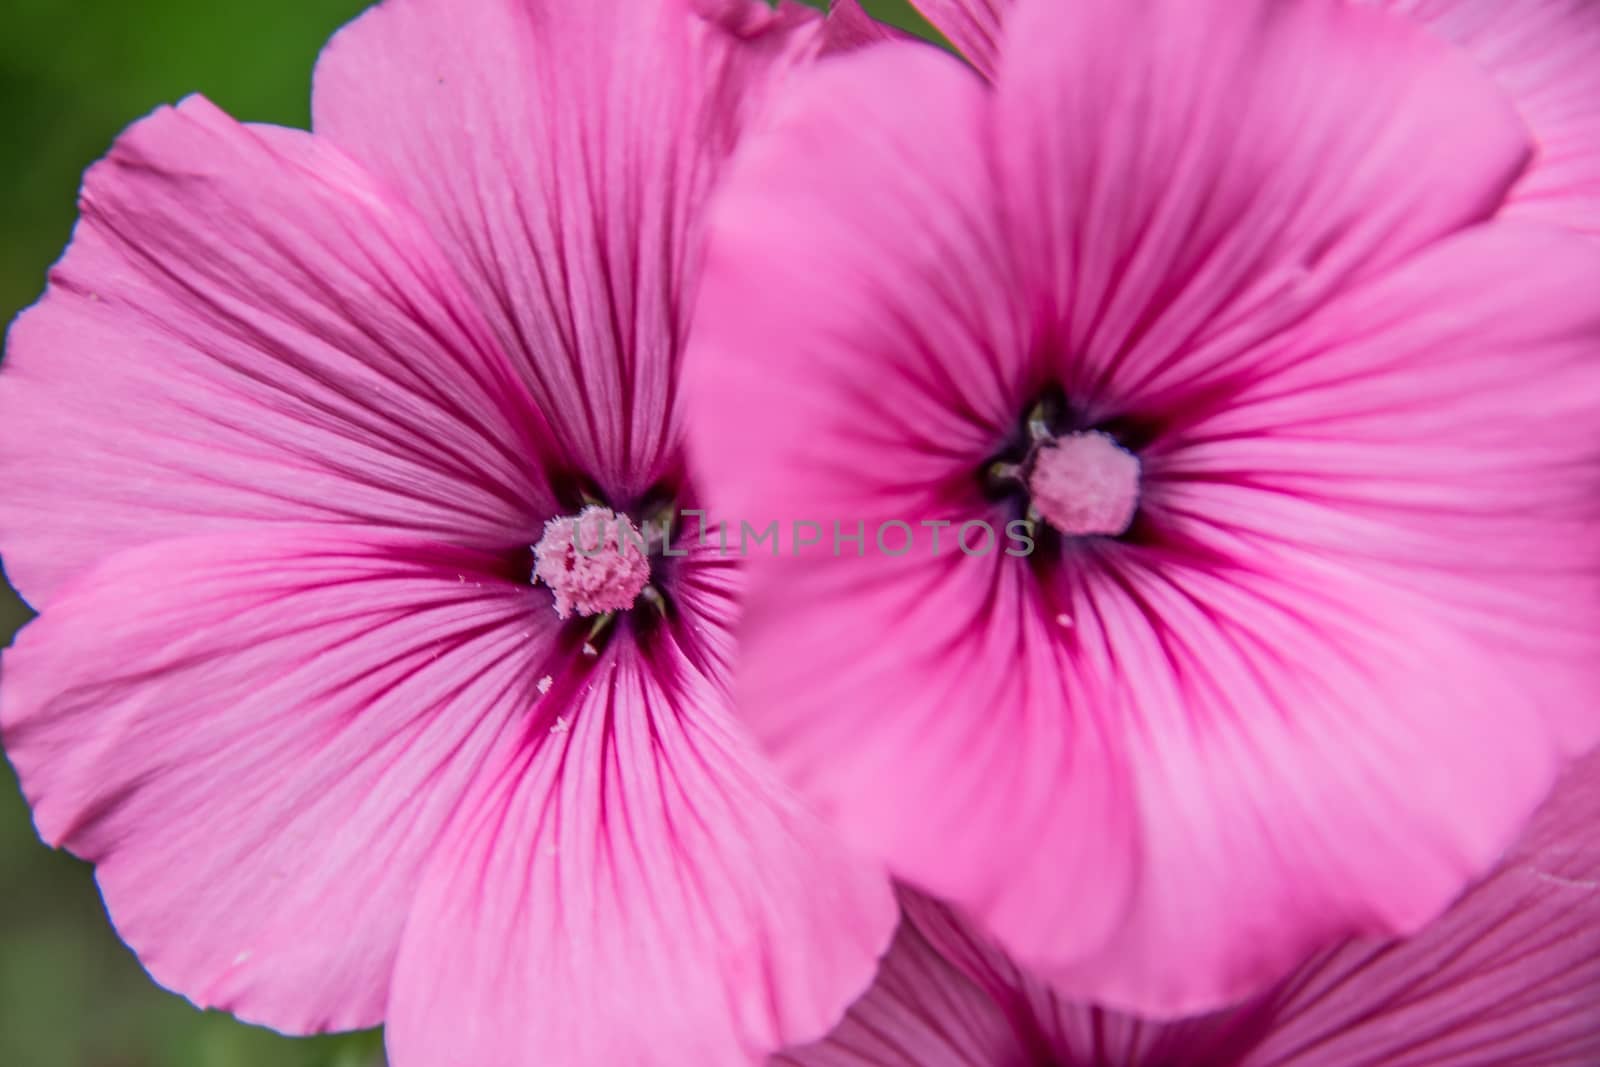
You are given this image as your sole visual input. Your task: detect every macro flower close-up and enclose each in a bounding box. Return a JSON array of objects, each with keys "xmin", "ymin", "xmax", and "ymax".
[
  {"xmin": 3, "ymin": 0, "xmax": 1599, "ymax": 1063},
  {"xmin": 688, "ymin": 0, "xmax": 1600, "ymax": 1017},
  {"xmin": 0, "ymin": 2, "xmax": 909, "ymax": 1064}
]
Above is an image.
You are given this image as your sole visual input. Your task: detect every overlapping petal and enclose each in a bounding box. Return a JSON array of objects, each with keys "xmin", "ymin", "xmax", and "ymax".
[
  {"xmin": 691, "ymin": 44, "xmax": 1138, "ymax": 966},
  {"xmin": 785, "ymin": 749, "xmax": 1600, "ymax": 1065},
  {"xmin": 311, "ymin": 0, "xmax": 849, "ymax": 504},
  {"xmin": 771, "ymin": 894, "xmax": 1026, "ymax": 1067},
  {"xmin": 1370, "ymin": 0, "xmax": 1600, "ymax": 235},
  {"xmin": 817, "ymin": 0, "xmax": 906, "ymax": 53},
  {"xmin": 1239, "ymin": 747, "xmax": 1600, "ymax": 1067},
  {"xmin": 690, "ymin": 44, "xmax": 1025, "ymax": 525},
  {"xmin": 738, "ymin": 543, "xmax": 1138, "ymax": 973},
  {"xmin": 908, "ymin": 0, "xmax": 1007, "ymax": 76}
]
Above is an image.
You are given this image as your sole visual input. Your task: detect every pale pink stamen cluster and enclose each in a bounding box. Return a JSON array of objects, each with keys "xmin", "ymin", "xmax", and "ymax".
[
  {"xmin": 532, "ymin": 506, "xmax": 651, "ymax": 620},
  {"xmin": 1026, "ymin": 432, "xmax": 1142, "ymax": 538}
]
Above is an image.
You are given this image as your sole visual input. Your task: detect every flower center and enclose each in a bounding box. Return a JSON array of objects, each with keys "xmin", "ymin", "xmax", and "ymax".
[
  {"xmin": 1026, "ymin": 432, "xmax": 1141, "ymax": 538},
  {"xmin": 532, "ymin": 506, "xmax": 651, "ymax": 619}
]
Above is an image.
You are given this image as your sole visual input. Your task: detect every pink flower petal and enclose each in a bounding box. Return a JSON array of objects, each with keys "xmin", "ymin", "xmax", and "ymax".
[
  {"xmin": 909, "ymin": 0, "xmax": 1008, "ymax": 76},
  {"xmin": 693, "ymin": 0, "xmax": 891, "ymax": 51},
  {"xmin": 1239, "ymin": 746, "xmax": 1600, "ymax": 1067},
  {"xmin": 820, "ymin": 0, "xmax": 906, "ymax": 54},
  {"xmin": 744, "ymin": 543, "xmax": 1139, "ymax": 968},
  {"xmin": 911, "ymin": 0, "xmax": 1600, "ymax": 239},
  {"xmin": 311, "ymin": 0, "xmax": 841, "ymax": 504},
  {"xmin": 0, "ymin": 98, "xmax": 552, "ymax": 607},
  {"xmin": 995, "ymin": 0, "xmax": 1532, "ymax": 419},
  {"xmin": 385, "ymin": 590, "xmax": 896, "ymax": 1066},
  {"xmin": 690, "ymin": 44, "xmax": 1026, "ymax": 528},
  {"xmin": 790, "ymin": 749, "xmax": 1600, "ymax": 1065},
  {"xmin": 1370, "ymin": 0, "xmax": 1600, "ymax": 236},
  {"xmin": 1154, "ymin": 218, "xmax": 1600, "ymax": 760},
  {"xmin": 0, "ymin": 530, "xmax": 560, "ymax": 1033},
  {"xmin": 905, "ymin": 893, "xmax": 1251, "ymax": 1064},
  {"xmin": 772, "ymin": 895, "xmax": 1026, "ymax": 1067}
]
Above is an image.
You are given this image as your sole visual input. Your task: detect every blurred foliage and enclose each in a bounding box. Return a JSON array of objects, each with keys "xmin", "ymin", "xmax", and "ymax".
[{"xmin": 0, "ymin": 1, "xmax": 946, "ymax": 1065}]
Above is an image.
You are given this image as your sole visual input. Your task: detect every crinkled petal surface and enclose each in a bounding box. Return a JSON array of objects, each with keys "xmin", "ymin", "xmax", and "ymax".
[
  {"xmin": 0, "ymin": 98, "xmax": 554, "ymax": 606},
  {"xmin": 690, "ymin": 0, "xmax": 1600, "ymax": 1014},
  {"xmin": 784, "ymin": 750, "xmax": 1600, "ymax": 1066}
]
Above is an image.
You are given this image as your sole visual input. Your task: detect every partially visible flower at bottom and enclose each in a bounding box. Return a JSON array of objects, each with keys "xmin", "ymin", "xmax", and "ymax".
[{"xmin": 777, "ymin": 748, "xmax": 1600, "ymax": 1067}]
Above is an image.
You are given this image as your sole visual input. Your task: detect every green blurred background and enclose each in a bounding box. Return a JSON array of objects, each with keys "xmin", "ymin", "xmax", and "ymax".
[{"xmin": 0, "ymin": 1, "xmax": 941, "ymax": 1065}]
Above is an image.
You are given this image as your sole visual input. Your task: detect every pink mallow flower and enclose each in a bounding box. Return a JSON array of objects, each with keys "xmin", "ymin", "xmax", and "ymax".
[
  {"xmin": 687, "ymin": 0, "xmax": 1600, "ymax": 1016},
  {"xmin": 0, "ymin": 1, "xmax": 898, "ymax": 1064},
  {"xmin": 777, "ymin": 748, "xmax": 1600, "ymax": 1067},
  {"xmin": 906, "ymin": 0, "xmax": 1600, "ymax": 243}
]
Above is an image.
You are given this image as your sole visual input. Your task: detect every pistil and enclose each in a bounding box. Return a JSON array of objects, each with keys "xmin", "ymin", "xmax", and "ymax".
[
  {"xmin": 1025, "ymin": 432, "xmax": 1141, "ymax": 538},
  {"xmin": 532, "ymin": 506, "xmax": 651, "ymax": 619}
]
